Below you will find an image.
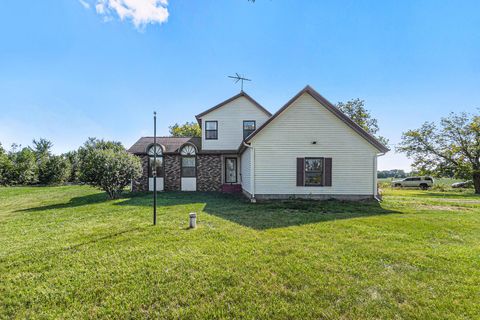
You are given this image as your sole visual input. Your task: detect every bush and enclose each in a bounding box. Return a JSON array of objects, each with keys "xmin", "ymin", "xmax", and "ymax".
[
  {"xmin": 8, "ymin": 147, "xmax": 38, "ymax": 185},
  {"xmin": 64, "ymin": 151, "xmax": 80, "ymax": 183},
  {"xmin": 79, "ymin": 146, "xmax": 142, "ymax": 199},
  {"xmin": 0, "ymin": 144, "xmax": 13, "ymax": 186},
  {"xmin": 38, "ymin": 155, "xmax": 71, "ymax": 185}
]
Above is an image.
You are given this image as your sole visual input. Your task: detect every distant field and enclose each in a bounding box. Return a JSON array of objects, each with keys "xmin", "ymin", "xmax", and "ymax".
[{"xmin": 1, "ymin": 186, "xmax": 479, "ymax": 319}]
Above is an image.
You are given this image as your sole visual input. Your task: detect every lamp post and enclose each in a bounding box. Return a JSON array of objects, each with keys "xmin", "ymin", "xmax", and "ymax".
[{"xmin": 153, "ymin": 111, "xmax": 157, "ymax": 226}]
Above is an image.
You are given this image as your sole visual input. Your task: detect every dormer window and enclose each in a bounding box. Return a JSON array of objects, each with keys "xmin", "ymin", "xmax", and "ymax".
[
  {"xmin": 243, "ymin": 121, "xmax": 256, "ymax": 139},
  {"xmin": 205, "ymin": 121, "xmax": 218, "ymax": 140}
]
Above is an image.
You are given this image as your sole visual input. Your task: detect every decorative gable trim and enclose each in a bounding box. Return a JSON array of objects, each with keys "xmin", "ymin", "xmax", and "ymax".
[
  {"xmin": 195, "ymin": 91, "xmax": 272, "ymax": 126},
  {"xmin": 245, "ymin": 85, "xmax": 389, "ymax": 153}
]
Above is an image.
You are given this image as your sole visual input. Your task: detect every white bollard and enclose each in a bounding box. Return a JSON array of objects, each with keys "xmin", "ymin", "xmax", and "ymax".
[{"xmin": 189, "ymin": 212, "xmax": 197, "ymax": 229}]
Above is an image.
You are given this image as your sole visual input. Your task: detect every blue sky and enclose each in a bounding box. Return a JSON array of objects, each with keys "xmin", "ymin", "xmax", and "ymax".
[{"xmin": 1, "ymin": 0, "xmax": 479, "ymax": 170}]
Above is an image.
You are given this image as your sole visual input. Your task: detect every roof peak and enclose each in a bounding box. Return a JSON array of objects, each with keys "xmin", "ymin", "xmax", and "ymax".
[
  {"xmin": 245, "ymin": 85, "xmax": 389, "ymax": 153},
  {"xmin": 195, "ymin": 91, "xmax": 271, "ymax": 124}
]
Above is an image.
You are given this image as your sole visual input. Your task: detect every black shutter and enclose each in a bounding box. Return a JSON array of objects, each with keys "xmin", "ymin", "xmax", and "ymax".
[
  {"xmin": 296, "ymin": 158, "xmax": 305, "ymax": 186},
  {"xmin": 324, "ymin": 158, "xmax": 332, "ymax": 186}
]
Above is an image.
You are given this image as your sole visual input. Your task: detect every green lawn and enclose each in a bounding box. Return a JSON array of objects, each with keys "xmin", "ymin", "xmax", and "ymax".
[{"xmin": 1, "ymin": 186, "xmax": 479, "ymax": 319}]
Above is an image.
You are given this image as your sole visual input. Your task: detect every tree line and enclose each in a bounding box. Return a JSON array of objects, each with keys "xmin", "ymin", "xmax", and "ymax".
[
  {"xmin": 3, "ymin": 99, "xmax": 477, "ymax": 195},
  {"xmin": 0, "ymin": 138, "xmax": 142, "ymax": 199}
]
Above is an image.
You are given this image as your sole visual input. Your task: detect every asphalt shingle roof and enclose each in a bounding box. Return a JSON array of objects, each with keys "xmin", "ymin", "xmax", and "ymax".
[{"xmin": 128, "ymin": 137, "xmax": 202, "ymax": 154}]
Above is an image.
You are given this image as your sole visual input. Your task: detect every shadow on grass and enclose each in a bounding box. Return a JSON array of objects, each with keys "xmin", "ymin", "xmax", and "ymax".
[
  {"xmin": 17, "ymin": 191, "xmax": 400, "ymax": 230},
  {"xmin": 118, "ymin": 192, "xmax": 400, "ymax": 230},
  {"xmin": 64, "ymin": 227, "xmax": 144, "ymax": 251},
  {"xmin": 16, "ymin": 192, "xmax": 109, "ymax": 212}
]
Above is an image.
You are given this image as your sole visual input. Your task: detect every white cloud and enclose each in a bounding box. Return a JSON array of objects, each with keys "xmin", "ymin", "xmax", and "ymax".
[
  {"xmin": 79, "ymin": 0, "xmax": 91, "ymax": 9},
  {"xmin": 95, "ymin": 0, "xmax": 169, "ymax": 29}
]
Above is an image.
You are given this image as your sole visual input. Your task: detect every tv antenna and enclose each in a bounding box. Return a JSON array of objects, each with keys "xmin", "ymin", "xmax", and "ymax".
[{"xmin": 228, "ymin": 73, "xmax": 251, "ymax": 92}]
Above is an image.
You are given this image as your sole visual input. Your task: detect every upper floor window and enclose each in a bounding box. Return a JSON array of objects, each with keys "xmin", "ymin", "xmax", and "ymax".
[
  {"xmin": 205, "ymin": 121, "xmax": 218, "ymax": 140},
  {"xmin": 243, "ymin": 120, "xmax": 256, "ymax": 139}
]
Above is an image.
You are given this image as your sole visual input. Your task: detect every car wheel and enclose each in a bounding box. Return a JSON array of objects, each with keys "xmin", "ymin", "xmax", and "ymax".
[
  {"xmin": 395, "ymin": 183, "xmax": 402, "ymax": 188},
  {"xmin": 420, "ymin": 184, "xmax": 428, "ymax": 190}
]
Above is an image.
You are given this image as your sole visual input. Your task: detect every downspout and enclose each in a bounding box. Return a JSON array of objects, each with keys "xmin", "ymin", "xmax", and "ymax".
[
  {"xmin": 374, "ymin": 153, "xmax": 385, "ymax": 202},
  {"xmin": 243, "ymin": 142, "xmax": 256, "ymax": 202}
]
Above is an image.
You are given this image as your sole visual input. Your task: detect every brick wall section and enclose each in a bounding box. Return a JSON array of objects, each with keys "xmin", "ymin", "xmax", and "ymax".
[
  {"xmin": 132, "ymin": 155, "xmax": 149, "ymax": 192},
  {"xmin": 132, "ymin": 153, "xmax": 223, "ymax": 192},
  {"xmin": 197, "ymin": 154, "xmax": 222, "ymax": 191},
  {"xmin": 164, "ymin": 154, "xmax": 181, "ymax": 191}
]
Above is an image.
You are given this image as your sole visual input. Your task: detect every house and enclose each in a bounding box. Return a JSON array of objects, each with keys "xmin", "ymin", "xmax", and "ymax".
[{"xmin": 128, "ymin": 85, "xmax": 389, "ymax": 201}]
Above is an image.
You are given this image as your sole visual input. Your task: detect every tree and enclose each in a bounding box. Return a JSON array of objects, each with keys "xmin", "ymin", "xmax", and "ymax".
[
  {"xmin": 78, "ymin": 138, "xmax": 142, "ymax": 199},
  {"xmin": 397, "ymin": 112, "xmax": 480, "ymax": 193},
  {"xmin": 336, "ymin": 99, "xmax": 389, "ymax": 146},
  {"xmin": 169, "ymin": 122, "xmax": 201, "ymax": 137},
  {"xmin": 79, "ymin": 137, "xmax": 124, "ymax": 154},
  {"xmin": 38, "ymin": 155, "xmax": 71, "ymax": 185},
  {"xmin": 32, "ymin": 138, "xmax": 56, "ymax": 184},
  {"xmin": 377, "ymin": 169, "xmax": 407, "ymax": 179},
  {"xmin": 0, "ymin": 143, "xmax": 13, "ymax": 185},
  {"xmin": 8, "ymin": 146, "xmax": 38, "ymax": 185},
  {"xmin": 64, "ymin": 150, "xmax": 80, "ymax": 183},
  {"xmin": 77, "ymin": 138, "xmax": 125, "ymax": 184},
  {"xmin": 32, "ymin": 138, "xmax": 53, "ymax": 158}
]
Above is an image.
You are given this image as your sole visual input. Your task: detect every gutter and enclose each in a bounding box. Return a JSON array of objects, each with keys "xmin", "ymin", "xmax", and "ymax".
[
  {"xmin": 374, "ymin": 153, "xmax": 385, "ymax": 202},
  {"xmin": 242, "ymin": 142, "xmax": 256, "ymax": 202}
]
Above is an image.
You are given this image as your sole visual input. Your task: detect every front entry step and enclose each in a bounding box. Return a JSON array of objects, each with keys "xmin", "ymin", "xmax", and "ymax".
[{"xmin": 221, "ymin": 184, "xmax": 242, "ymax": 193}]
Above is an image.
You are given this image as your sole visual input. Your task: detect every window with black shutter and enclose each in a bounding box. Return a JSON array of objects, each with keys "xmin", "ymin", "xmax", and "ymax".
[
  {"xmin": 297, "ymin": 157, "xmax": 332, "ymax": 187},
  {"xmin": 305, "ymin": 158, "xmax": 324, "ymax": 186}
]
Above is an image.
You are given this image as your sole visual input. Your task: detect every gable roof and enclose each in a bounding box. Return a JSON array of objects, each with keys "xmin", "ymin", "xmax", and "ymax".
[
  {"xmin": 128, "ymin": 137, "xmax": 201, "ymax": 154},
  {"xmin": 195, "ymin": 91, "xmax": 271, "ymax": 125},
  {"xmin": 244, "ymin": 85, "xmax": 389, "ymax": 153}
]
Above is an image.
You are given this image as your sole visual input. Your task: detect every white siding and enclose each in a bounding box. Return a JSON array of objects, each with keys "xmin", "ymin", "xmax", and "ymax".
[
  {"xmin": 240, "ymin": 147, "xmax": 251, "ymax": 193},
  {"xmin": 250, "ymin": 93, "xmax": 379, "ymax": 196},
  {"xmin": 200, "ymin": 96, "xmax": 270, "ymax": 150}
]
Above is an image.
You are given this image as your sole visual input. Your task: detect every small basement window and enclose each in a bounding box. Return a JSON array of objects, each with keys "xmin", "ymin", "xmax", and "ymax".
[{"xmin": 205, "ymin": 121, "xmax": 218, "ymax": 140}]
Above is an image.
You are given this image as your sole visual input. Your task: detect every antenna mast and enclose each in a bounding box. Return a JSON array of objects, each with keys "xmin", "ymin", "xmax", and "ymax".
[{"xmin": 228, "ymin": 73, "xmax": 251, "ymax": 91}]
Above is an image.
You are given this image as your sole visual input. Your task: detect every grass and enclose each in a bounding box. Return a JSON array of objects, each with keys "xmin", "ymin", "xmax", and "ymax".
[{"xmin": 1, "ymin": 186, "xmax": 479, "ymax": 319}]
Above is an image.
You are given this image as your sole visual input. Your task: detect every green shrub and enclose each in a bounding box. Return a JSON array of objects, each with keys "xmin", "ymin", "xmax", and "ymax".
[
  {"xmin": 38, "ymin": 155, "xmax": 71, "ymax": 185},
  {"xmin": 64, "ymin": 151, "xmax": 80, "ymax": 183},
  {"xmin": 8, "ymin": 147, "xmax": 38, "ymax": 185},
  {"xmin": 78, "ymin": 141, "xmax": 142, "ymax": 199},
  {"xmin": 0, "ymin": 144, "xmax": 13, "ymax": 185}
]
